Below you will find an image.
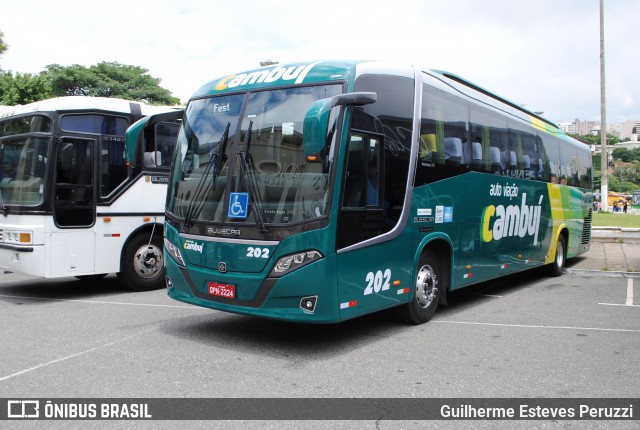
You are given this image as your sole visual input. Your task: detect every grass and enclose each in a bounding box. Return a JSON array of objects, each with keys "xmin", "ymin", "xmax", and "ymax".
[{"xmin": 592, "ymin": 211, "xmax": 640, "ymax": 228}]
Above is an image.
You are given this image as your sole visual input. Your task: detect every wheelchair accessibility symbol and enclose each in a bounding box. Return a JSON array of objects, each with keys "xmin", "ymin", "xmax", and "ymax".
[{"xmin": 228, "ymin": 192, "xmax": 249, "ymax": 219}]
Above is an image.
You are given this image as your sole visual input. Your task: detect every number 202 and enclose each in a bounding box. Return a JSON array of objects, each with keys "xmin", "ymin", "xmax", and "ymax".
[
  {"xmin": 364, "ymin": 269, "xmax": 391, "ymax": 295},
  {"xmin": 246, "ymin": 247, "xmax": 270, "ymax": 259}
]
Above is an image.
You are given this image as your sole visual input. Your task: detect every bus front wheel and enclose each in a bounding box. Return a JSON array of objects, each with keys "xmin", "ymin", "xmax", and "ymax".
[
  {"xmin": 546, "ymin": 233, "xmax": 566, "ymax": 277},
  {"xmin": 117, "ymin": 232, "xmax": 165, "ymax": 291},
  {"xmin": 397, "ymin": 249, "xmax": 441, "ymax": 325}
]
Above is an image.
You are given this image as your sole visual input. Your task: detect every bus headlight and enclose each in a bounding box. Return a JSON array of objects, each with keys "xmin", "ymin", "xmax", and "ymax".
[
  {"xmin": 3, "ymin": 230, "xmax": 33, "ymax": 245},
  {"xmin": 269, "ymin": 250, "xmax": 323, "ymax": 277},
  {"xmin": 164, "ymin": 238, "xmax": 186, "ymax": 267}
]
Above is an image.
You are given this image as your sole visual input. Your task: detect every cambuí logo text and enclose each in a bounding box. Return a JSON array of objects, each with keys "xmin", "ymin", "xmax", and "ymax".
[
  {"xmin": 481, "ymin": 182, "xmax": 544, "ymax": 245},
  {"xmin": 215, "ymin": 62, "xmax": 320, "ymax": 91}
]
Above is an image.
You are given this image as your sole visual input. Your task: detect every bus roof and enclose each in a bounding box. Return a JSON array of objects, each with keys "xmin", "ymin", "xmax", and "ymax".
[
  {"xmin": 190, "ymin": 60, "xmax": 574, "ymax": 144},
  {"xmin": 191, "ymin": 60, "xmax": 360, "ymax": 98},
  {"xmin": 0, "ymin": 96, "xmax": 180, "ymax": 119}
]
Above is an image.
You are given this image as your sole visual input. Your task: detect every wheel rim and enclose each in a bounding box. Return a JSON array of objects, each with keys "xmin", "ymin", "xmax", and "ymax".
[
  {"xmin": 556, "ymin": 240, "xmax": 565, "ymax": 268},
  {"xmin": 415, "ymin": 264, "xmax": 438, "ymax": 309},
  {"xmin": 134, "ymin": 244, "xmax": 164, "ymax": 279}
]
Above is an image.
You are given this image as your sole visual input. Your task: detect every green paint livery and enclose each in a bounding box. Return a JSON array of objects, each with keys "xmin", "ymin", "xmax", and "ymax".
[{"xmin": 164, "ymin": 60, "xmax": 591, "ymax": 324}]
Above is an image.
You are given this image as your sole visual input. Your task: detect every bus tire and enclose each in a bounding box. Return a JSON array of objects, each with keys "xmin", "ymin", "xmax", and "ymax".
[
  {"xmin": 546, "ymin": 233, "xmax": 566, "ymax": 277},
  {"xmin": 117, "ymin": 232, "xmax": 165, "ymax": 291},
  {"xmin": 396, "ymin": 249, "xmax": 441, "ymax": 325}
]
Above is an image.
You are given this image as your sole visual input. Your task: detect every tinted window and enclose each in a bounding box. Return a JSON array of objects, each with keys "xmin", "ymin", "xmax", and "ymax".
[
  {"xmin": 543, "ymin": 135, "xmax": 561, "ymax": 184},
  {"xmin": 577, "ymin": 144, "xmax": 592, "ymax": 189},
  {"xmin": 416, "ymin": 86, "xmax": 469, "ymax": 185},
  {"xmin": 470, "ymin": 107, "xmax": 509, "ymax": 175},
  {"xmin": 143, "ymin": 122, "xmax": 180, "ymax": 168},
  {"xmin": 353, "ymin": 74, "xmax": 414, "ymax": 224},
  {"xmin": 334, "ymin": 74, "xmax": 414, "ymax": 248},
  {"xmin": 0, "ymin": 115, "xmax": 51, "ymax": 137},
  {"xmin": 560, "ymin": 142, "xmax": 579, "ymax": 186},
  {"xmin": 61, "ymin": 115, "xmax": 129, "ymax": 135}
]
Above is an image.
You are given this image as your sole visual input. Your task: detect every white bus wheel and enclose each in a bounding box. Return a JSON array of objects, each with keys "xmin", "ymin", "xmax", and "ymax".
[{"xmin": 117, "ymin": 232, "xmax": 165, "ymax": 291}]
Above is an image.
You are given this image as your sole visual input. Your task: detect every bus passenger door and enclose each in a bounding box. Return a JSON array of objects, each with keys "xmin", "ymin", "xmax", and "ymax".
[
  {"xmin": 53, "ymin": 137, "xmax": 96, "ymax": 228},
  {"xmin": 51, "ymin": 137, "xmax": 96, "ymax": 275},
  {"xmin": 336, "ymin": 132, "xmax": 410, "ymax": 319},
  {"xmin": 336, "ymin": 133, "xmax": 384, "ymax": 247}
]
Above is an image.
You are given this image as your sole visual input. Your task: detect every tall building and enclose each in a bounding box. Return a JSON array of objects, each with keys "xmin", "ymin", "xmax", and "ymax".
[
  {"xmin": 620, "ymin": 119, "xmax": 640, "ymax": 141},
  {"xmin": 558, "ymin": 122, "xmax": 576, "ymax": 134},
  {"xmin": 574, "ymin": 120, "xmax": 600, "ymax": 136}
]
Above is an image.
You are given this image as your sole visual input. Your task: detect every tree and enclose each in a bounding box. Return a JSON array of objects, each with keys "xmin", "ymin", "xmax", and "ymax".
[
  {"xmin": 568, "ymin": 133, "xmax": 621, "ymax": 145},
  {"xmin": 611, "ymin": 147, "xmax": 632, "ymax": 163},
  {"xmin": 0, "ymin": 29, "xmax": 7, "ymax": 57},
  {"xmin": 0, "ymin": 70, "xmax": 52, "ymax": 105},
  {"xmin": 608, "ymin": 175, "xmax": 638, "ymax": 193},
  {"xmin": 45, "ymin": 62, "xmax": 180, "ymax": 105},
  {"xmin": 613, "ymin": 160, "xmax": 638, "ymax": 184}
]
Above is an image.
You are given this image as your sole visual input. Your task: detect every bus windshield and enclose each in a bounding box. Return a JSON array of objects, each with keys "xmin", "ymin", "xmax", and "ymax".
[
  {"xmin": 167, "ymin": 84, "xmax": 342, "ymax": 227},
  {"xmin": 0, "ymin": 136, "xmax": 50, "ymax": 206}
]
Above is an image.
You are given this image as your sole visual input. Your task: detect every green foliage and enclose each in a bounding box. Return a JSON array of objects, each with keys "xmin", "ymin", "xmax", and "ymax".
[
  {"xmin": 607, "ymin": 175, "xmax": 639, "ymax": 193},
  {"xmin": 568, "ymin": 133, "xmax": 621, "ymax": 145},
  {"xmin": 0, "ymin": 29, "xmax": 7, "ymax": 56},
  {"xmin": 45, "ymin": 62, "xmax": 180, "ymax": 105},
  {"xmin": 595, "ymin": 147, "xmax": 640, "ymax": 192},
  {"xmin": 0, "ymin": 70, "xmax": 53, "ymax": 105},
  {"xmin": 592, "ymin": 169, "xmax": 601, "ymax": 190}
]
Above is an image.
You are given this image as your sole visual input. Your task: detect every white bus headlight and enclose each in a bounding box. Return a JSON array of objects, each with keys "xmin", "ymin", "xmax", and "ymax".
[
  {"xmin": 269, "ymin": 250, "xmax": 323, "ymax": 277},
  {"xmin": 3, "ymin": 230, "xmax": 33, "ymax": 245},
  {"xmin": 164, "ymin": 238, "xmax": 186, "ymax": 267}
]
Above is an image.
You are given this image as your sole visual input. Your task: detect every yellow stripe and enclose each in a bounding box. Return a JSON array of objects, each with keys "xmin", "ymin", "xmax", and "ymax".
[
  {"xmin": 530, "ymin": 116, "xmax": 549, "ymax": 133},
  {"xmin": 545, "ymin": 183, "xmax": 564, "ymax": 264}
]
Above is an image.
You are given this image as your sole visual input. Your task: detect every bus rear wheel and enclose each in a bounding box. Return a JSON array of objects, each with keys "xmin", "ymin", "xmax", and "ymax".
[
  {"xmin": 396, "ymin": 249, "xmax": 441, "ymax": 325},
  {"xmin": 546, "ymin": 233, "xmax": 566, "ymax": 277},
  {"xmin": 117, "ymin": 232, "xmax": 165, "ymax": 291}
]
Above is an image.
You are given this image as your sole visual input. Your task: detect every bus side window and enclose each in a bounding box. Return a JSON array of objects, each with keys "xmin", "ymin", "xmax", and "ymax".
[
  {"xmin": 472, "ymin": 141, "xmax": 484, "ymax": 171},
  {"xmin": 416, "ymin": 85, "xmax": 469, "ymax": 185},
  {"xmin": 536, "ymin": 136, "xmax": 548, "ymax": 182}
]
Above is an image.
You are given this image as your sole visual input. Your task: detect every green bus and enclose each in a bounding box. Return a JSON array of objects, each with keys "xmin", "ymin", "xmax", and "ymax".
[{"xmin": 163, "ymin": 61, "xmax": 592, "ymax": 324}]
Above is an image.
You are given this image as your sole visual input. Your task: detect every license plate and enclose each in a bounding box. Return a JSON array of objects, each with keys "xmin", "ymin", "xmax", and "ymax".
[{"xmin": 208, "ymin": 282, "xmax": 236, "ymax": 299}]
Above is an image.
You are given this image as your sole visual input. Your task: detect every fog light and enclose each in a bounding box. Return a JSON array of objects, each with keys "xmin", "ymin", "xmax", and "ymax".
[
  {"xmin": 165, "ymin": 276, "xmax": 173, "ymax": 289},
  {"xmin": 300, "ymin": 296, "xmax": 318, "ymax": 313}
]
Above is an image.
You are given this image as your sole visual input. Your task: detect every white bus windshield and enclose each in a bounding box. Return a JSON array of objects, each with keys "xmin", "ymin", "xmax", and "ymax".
[{"xmin": 0, "ymin": 115, "xmax": 52, "ymax": 206}]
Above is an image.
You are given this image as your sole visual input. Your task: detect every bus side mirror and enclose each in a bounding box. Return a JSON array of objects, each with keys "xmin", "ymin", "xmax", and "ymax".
[
  {"xmin": 303, "ymin": 92, "xmax": 377, "ymax": 158},
  {"xmin": 125, "ymin": 109, "xmax": 184, "ymax": 167}
]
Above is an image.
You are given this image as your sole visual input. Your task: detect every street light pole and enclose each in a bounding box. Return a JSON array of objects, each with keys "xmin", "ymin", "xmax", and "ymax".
[{"xmin": 599, "ymin": 0, "xmax": 608, "ymax": 212}]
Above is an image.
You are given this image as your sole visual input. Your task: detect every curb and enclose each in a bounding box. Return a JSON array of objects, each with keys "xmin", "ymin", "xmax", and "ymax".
[
  {"xmin": 566, "ymin": 268, "xmax": 640, "ymax": 278},
  {"xmin": 591, "ymin": 228, "xmax": 640, "ymax": 243}
]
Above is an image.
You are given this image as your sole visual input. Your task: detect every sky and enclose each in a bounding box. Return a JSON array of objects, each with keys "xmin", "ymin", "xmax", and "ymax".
[{"xmin": 0, "ymin": 0, "xmax": 638, "ymax": 125}]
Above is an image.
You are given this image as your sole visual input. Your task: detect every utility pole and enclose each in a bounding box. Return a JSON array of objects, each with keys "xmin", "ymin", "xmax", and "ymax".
[{"xmin": 600, "ymin": 0, "xmax": 608, "ymax": 211}]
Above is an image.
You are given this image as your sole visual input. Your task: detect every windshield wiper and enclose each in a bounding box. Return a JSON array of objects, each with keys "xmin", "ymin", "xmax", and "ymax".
[
  {"xmin": 237, "ymin": 120, "xmax": 268, "ymax": 233},
  {"xmin": 182, "ymin": 122, "xmax": 230, "ymax": 229}
]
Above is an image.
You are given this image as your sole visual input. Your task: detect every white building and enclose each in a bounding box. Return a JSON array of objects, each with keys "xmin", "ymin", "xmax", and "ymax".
[{"xmin": 620, "ymin": 119, "xmax": 640, "ymax": 142}]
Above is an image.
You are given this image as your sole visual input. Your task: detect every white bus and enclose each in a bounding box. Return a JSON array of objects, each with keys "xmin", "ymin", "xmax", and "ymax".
[{"xmin": 0, "ymin": 96, "xmax": 183, "ymax": 290}]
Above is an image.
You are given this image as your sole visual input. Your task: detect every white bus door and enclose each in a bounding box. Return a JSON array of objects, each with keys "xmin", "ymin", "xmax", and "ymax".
[{"xmin": 51, "ymin": 137, "xmax": 96, "ymax": 275}]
